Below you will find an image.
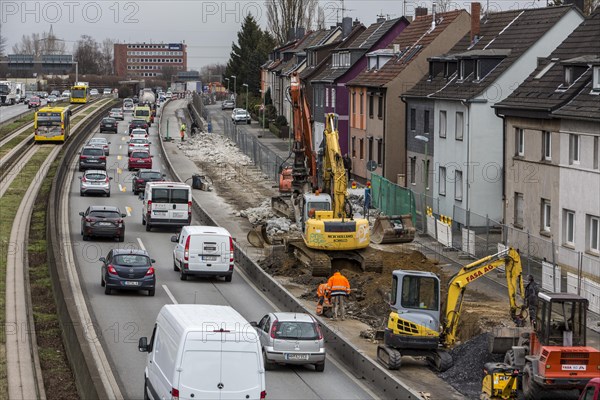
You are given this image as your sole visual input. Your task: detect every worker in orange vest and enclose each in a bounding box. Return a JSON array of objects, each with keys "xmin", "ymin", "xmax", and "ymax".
[
  {"xmin": 327, "ymin": 270, "xmax": 351, "ymax": 321},
  {"xmin": 316, "ymin": 282, "xmax": 331, "ymax": 316}
]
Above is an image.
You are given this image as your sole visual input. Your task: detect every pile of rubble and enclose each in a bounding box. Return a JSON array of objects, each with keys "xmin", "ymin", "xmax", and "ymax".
[
  {"xmin": 178, "ymin": 130, "xmax": 253, "ymax": 168},
  {"xmin": 238, "ymin": 200, "xmax": 299, "ymax": 240}
]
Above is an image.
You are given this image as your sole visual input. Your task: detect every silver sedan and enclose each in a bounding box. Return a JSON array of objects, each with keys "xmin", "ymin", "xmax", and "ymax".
[
  {"xmin": 251, "ymin": 312, "xmax": 326, "ymax": 372},
  {"xmin": 79, "ymin": 170, "xmax": 112, "ymax": 197}
]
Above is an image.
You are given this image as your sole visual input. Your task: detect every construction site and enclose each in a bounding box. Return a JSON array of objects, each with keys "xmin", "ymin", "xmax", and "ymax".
[{"xmin": 174, "ymin": 78, "xmax": 599, "ymax": 399}]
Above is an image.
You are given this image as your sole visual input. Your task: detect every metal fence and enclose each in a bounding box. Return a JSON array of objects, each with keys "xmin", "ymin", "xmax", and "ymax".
[{"xmin": 221, "ymin": 117, "xmax": 286, "ymax": 183}]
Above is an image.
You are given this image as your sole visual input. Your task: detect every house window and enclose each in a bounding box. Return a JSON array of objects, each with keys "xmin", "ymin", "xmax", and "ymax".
[
  {"xmin": 410, "ymin": 108, "xmax": 416, "ymax": 131},
  {"xmin": 439, "ymin": 166, "xmax": 446, "ymax": 196},
  {"xmin": 564, "ymin": 66, "xmax": 573, "ymax": 85},
  {"xmin": 325, "ymin": 88, "xmax": 329, "ymax": 107},
  {"xmin": 594, "ymin": 137, "xmax": 599, "ymax": 170},
  {"xmin": 410, "ymin": 157, "xmax": 416, "ymax": 185},
  {"xmin": 368, "ymin": 94, "xmax": 374, "ymax": 118},
  {"xmin": 455, "ymin": 112, "xmax": 464, "ymax": 141},
  {"xmin": 359, "ymin": 138, "xmax": 364, "ymax": 159},
  {"xmin": 455, "ymin": 170, "xmax": 463, "ymax": 201},
  {"xmin": 541, "ymin": 199, "xmax": 551, "ymax": 232},
  {"xmin": 569, "ymin": 134, "xmax": 580, "ymax": 164},
  {"xmin": 515, "ymin": 128, "xmax": 524, "ymax": 156},
  {"xmin": 593, "ymin": 67, "xmax": 600, "ymax": 91},
  {"xmin": 367, "ymin": 137, "xmax": 373, "ymax": 161},
  {"xmin": 352, "ymin": 91, "xmax": 356, "ymax": 114},
  {"xmin": 351, "ymin": 136, "xmax": 356, "ymax": 157},
  {"xmin": 542, "ymin": 131, "xmax": 551, "ymax": 161},
  {"xmin": 424, "ymin": 110, "xmax": 430, "ymax": 134},
  {"xmin": 359, "ymin": 91, "xmax": 364, "ymax": 117},
  {"xmin": 564, "ymin": 209, "xmax": 575, "ymax": 245},
  {"xmin": 377, "ymin": 139, "xmax": 383, "ymax": 166},
  {"xmin": 331, "ymin": 88, "xmax": 336, "ymax": 109},
  {"xmin": 439, "ymin": 110, "xmax": 447, "ymax": 138},
  {"xmin": 587, "ymin": 215, "xmax": 600, "ymax": 253},
  {"xmin": 378, "ymin": 95, "xmax": 383, "ymax": 119},
  {"xmin": 514, "ymin": 192, "xmax": 524, "ymax": 227}
]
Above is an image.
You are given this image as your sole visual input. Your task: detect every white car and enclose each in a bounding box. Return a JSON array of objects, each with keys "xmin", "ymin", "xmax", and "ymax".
[
  {"xmin": 103, "ymin": 88, "xmax": 112, "ymax": 95},
  {"xmin": 130, "ymin": 128, "xmax": 148, "ymax": 139},
  {"xmin": 123, "ymin": 101, "xmax": 134, "ymax": 113},
  {"xmin": 90, "ymin": 89, "xmax": 99, "ymax": 96},
  {"xmin": 127, "ymin": 137, "xmax": 151, "ymax": 155},
  {"xmin": 62, "ymin": 90, "xmax": 71, "ymax": 98},
  {"xmin": 109, "ymin": 108, "xmax": 124, "ymax": 120},
  {"xmin": 87, "ymin": 137, "xmax": 111, "ymax": 156},
  {"xmin": 232, "ymin": 109, "xmax": 251, "ymax": 124}
]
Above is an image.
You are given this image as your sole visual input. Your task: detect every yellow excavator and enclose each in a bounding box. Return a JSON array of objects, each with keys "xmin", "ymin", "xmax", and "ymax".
[
  {"xmin": 248, "ymin": 72, "xmax": 382, "ymax": 276},
  {"xmin": 377, "ymin": 247, "xmax": 527, "ymax": 371}
]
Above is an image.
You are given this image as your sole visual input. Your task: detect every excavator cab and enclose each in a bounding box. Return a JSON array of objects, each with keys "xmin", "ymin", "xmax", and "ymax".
[{"xmin": 535, "ymin": 293, "xmax": 588, "ymax": 348}]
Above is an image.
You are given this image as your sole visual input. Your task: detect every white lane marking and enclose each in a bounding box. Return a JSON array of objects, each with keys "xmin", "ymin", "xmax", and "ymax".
[
  {"xmin": 235, "ymin": 265, "xmax": 379, "ymax": 399},
  {"xmin": 118, "ymin": 184, "xmax": 124, "ymax": 192},
  {"xmin": 163, "ymin": 285, "xmax": 178, "ymax": 304},
  {"xmin": 117, "ymin": 155, "xmax": 122, "ymax": 160},
  {"xmin": 126, "ymin": 207, "xmax": 132, "ymax": 216},
  {"xmin": 119, "ymin": 145, "xmax": 122, "ymax": 150},
  {"xmin": 137, "ymin": 237, "xmax": 146, "ymax": 251}
]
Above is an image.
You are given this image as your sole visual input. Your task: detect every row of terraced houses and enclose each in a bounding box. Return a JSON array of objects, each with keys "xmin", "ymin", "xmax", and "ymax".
[{"xmin": 261, "ymin": 3, "xmax": 600, "ymax": 279}]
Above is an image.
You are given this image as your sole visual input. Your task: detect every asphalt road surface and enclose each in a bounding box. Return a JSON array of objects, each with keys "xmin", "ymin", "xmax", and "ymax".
[
  {"xmin": 67, "ymin": 110, "xmax": 379, "ymax": 400},
  {"xmin": 0, "ymin": 101, "xmax": 47, "ymax": 123}
]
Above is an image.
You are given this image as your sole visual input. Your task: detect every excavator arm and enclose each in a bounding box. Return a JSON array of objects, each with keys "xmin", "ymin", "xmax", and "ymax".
[
  {"xmin": 289, "ymin": 72, "xmax": 317, "ymax": 193},
  {"xmin": 441, "ymin": 247, "xmax": 526, "ymax": 347},
  {"xmin": 322, "ymin": 113, "xmax": 350, "ymax": 218}
]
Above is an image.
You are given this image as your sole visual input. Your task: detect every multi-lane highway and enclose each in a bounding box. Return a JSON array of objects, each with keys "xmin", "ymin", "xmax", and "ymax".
[
  {"xmin": 67, "ymin": 109, "xmax": 379, "ymax": 399},
  {"xmin": 0, "ymin": 102, "xmax": 43, "ymax": 123}
]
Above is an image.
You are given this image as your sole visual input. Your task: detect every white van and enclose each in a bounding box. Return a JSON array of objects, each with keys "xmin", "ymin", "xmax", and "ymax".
[
  {"xmin": 141, "ymin": 182, "xmax": 191, "ymax": 231},
  {"xmin": 138, "ymin": 304, "xmax": 267, "ymax": 400},
  {"xmin": 171, "ymin": 226, "xmax": 234, "ymax": 282}
]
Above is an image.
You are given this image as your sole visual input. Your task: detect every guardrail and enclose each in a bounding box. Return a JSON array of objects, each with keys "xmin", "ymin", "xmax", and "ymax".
[
  {"xmin": 161, "ymin": 100, "xmax": 422, "ymax": 400},
  {"xmin": 46, "ymin": 99, "xmax": 122, "ymax": 399}
]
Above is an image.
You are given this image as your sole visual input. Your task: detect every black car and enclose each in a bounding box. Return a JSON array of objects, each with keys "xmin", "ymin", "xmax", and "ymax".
[
  {"xmin": 100, "ymin": 117, "xmax": 118, "ymax": 133},
  {"xmin": 79, "ymin": 146, "xmax": 107, "ymax": 171},
  {"xmin": 99, "ymin": 249, "xmax": 155, "ymax": 296},
  {"xmin": 129, "ymin": 119, "xmax": 149, "ymax": 134},
  {"xmin": 132, "ymin": 169, "xmax": 166, "ymax": 194},
  {"xmin": 79, "ymin": 205, "xmax": 126, "ymax": 241}
]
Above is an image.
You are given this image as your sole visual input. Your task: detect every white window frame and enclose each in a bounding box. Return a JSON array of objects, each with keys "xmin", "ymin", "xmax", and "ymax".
[
  {"xmin": 455, "ymin": 111, "xmax": 464, "ymax": 141},
  {"xmin": 541, "ymin": 199, "xmax": 551, "ymax": 232},
  {"xmin": 439, "ymin": 110, "xmax": 447, "ymax": 138},
  {"xmin": 331, "ymin": 88, "xmax": 336, "ymax": 108},
  {"xmin": 569, "ymin": 134, "xmax": 580, "ymax": 164},
  {"xmin": 542, "ymin": 131, "xmax": 551, "ymax": 161},
  {"xmin": 439, "ymin": 166, "xmax": 446, "ymax": 196},
  {"xmin": 514, "ymin": 192, "xmax": 524, "ymax": 227},
  {"xmin": 516, "ymin": 128, "xmax": 524, "ymax": 156},
  {"xmin": 455, "ymin": 170, "xmax": 463, "ymax": 201},
  {"xmin": 564, "ymin": 66, "xmax": 573, "ymax": 85},
  {"xmin": 587, "ymin": 215, "xmax": 600, "ymax": 253},
  {"xmin": 325, "ymin": 88, "xmax": 329, "ymax": 107},
  {"xmin": 564, "ymin": 209, "xmax": 575, "ymax": 246},
  {"xmin": 593, "ymin": 66, "xmax": 600, "ymax": 91}
]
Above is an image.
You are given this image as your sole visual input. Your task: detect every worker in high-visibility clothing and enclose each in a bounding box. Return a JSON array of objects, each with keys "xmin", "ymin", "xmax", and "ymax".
[
  {"xmin": 180, "ymin": 123, "xmax": 186, "ymax": 142},
  {"xmin": 327, "ymin": 270, "xmax": 351, "ymax": 321},
  {"xmin": 316, "ymin": 282, "xmax": 330, "ymax": 316}
]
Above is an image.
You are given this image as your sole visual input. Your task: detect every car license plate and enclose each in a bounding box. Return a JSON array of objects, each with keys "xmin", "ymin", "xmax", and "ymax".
[
  {"xmin": 202, "ymin": 256, "xmax": 218, "ymax": 261},
  {"xmin": 88, "ymin": 159, "xmax": 98, "ymax": 163},
  {"xmin": 124, "ymin": 281, "xmax": 140, "ymax": 286},
  {"xmin": 284, "ymin": 354, "xmax": 309, "ymax": 361},
  {"xmin": 173, "ymin": 212, "xmax": 185, "ymax": 218},
  {"xmin": 98, "ymin": 222, "xmax": 112, "ymax": 226},
  {"xmin": 153, "ymin": 210, "xmax": 167, "ymax": 214}
]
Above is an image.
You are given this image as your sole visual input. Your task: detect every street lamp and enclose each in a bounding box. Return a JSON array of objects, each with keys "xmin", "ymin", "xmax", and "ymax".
[
  {"xmin": 224, "ymin": 78, "xmax": 230, "ymax": 98},
  {"xmin": 415, "ymin": 134, "xmax": 430, "ymax": 191},
  {"xmin": 242, "ymin": 83, "xmax": 249, "ymax": 111},
  {"xmin": 231, "ymin": 75, "xmax": 237, "ymax": 102}
]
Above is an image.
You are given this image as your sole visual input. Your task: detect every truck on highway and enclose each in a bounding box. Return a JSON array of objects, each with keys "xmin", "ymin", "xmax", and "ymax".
[
  {"xmin": 0, "ymin": 81, "xmax": 26, "ymax": 105},
  {"xmin": 185, "ymin": 81, "xmax": 202, "ymax": 93},
  {"xmin": 138, "ymin": 89, "xmax": 156, "ymax": 106}
]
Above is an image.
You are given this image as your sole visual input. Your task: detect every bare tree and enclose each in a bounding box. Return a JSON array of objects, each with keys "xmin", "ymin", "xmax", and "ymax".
[
  {"xmin": 161, "ymin": 66, "xmax": 177, "ymax": 82},
  {"xmin": 74, "ymin": 35, "xmax": 101, "ymax": 74},
  {"xmin": 265, "ymin": 0, "xmax": 319, "ymax": 45},
  {"xmin": 316, "ymin": 6, "xmax": 326, "ymax": 30},
  {"xmin": 435, "ymin": 0, "xmax": 454, "ymax": 13},
  {"xmin": 12, "ymin": 29, "xmax": 66, "ymax": 56},
  {"xmin": 200, "ymin": 63, "xmax": 227, "ymax": 83},
  {"xmin": 0, "ymin": 32, "xmax": 6, "ymax": 57},
  {"xmin": 100, "ymin": 39, "xmax": 114, "ymax": 75}
]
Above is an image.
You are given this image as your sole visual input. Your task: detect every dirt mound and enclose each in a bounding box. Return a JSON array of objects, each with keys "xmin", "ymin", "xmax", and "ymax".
[{"xmin": 438, "ymin": 333, "xmax": 503, "ymax": 399}]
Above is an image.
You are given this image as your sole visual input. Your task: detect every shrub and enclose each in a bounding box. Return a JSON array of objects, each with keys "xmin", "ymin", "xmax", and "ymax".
[{"xmin": 275, "ymin": 115, "xmax": 288, "ymax": 127}]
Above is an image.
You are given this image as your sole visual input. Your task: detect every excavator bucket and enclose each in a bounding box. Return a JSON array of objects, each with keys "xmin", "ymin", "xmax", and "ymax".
[
  {"xmin": 371, "ymin": 215, "xmax": 416, "ymax": 244},
  {"xmin": 247, "ymin": 224, "xmax": 271, "ymax": 248},
  {"xmin": 271, "ymin": 195, "xmax": 295, "ymax": 221}
]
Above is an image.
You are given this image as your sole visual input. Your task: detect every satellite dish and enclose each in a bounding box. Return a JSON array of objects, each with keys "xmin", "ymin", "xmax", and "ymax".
[{"xmin": 367, "ymin": 160, "xmax": 378, "ymax": 172}]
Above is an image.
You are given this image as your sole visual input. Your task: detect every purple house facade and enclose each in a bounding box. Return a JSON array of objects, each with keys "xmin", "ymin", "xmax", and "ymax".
[{"xmin": 312, "ymin": 17, "xmax": 409, "ymax": 154}]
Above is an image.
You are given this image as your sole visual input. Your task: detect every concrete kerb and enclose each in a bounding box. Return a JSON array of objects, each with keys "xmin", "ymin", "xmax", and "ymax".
[
  {"xmin": 46, "ymin": 99, "xmax": 123, "ymax": 400},
  {"xmin": 158, "ymin": 101, "xmax": 423, "ymax": 400}
]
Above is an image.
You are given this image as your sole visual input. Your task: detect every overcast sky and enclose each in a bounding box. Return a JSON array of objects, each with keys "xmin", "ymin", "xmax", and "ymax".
[{"xmin": 2, "ymin": 0, "xmax": 545, "ymax": 70}]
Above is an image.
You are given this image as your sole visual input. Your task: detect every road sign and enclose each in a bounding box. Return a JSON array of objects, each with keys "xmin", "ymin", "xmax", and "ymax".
[{"xmin": 367, "ymin": 160, "xmax": 377, "ymax": 172}]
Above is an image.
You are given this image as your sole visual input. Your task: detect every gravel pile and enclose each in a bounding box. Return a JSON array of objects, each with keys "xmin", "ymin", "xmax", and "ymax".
[
  {"xmin": 178, "ymin": 130, "xmax": 253, "ymax": 167},
  {"xmin": 438, "ymin": 333, "xmax": 503, "ymax": 399}
]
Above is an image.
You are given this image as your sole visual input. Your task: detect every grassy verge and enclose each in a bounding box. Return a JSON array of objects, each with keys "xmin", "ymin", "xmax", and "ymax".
[
  {"xmin": 0, "ymin": 132, "xmax": 32, "ymax": 159},
  {"xmin": 0, "ymin": 113, "xmax": 35, "ymax": 141},
  {"xmin": 28, "ymin": 155, "xmax": 78, "ymax": 399},
  {"xmin": 0, "ymin": 146, "xmax": 54, "ymax": 398}
]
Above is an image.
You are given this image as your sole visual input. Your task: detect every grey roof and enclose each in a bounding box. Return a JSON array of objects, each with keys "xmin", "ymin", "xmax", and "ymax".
[
  {"xmin": 349, "ymin": 18, "xmax": 404, "ymax": 49},
  {"xmin": 552, "ymin": 80, "xmax": 600, "ymax": 121},
  {"xmin": 495, "ymin": 8, "xmax": 599, "ymax": 116},
  {"xmin": 404, "ymin": 6, "xmax": 577, "ymax": 101}
]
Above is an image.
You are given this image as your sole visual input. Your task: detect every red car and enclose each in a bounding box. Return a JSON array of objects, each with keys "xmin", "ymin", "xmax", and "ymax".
[
  {"xmin": 28, "ymin": 96, "xmax": 41, "ymax": 108},
  {"xmin": 128, "ymin": 150, "xmax": 152, "ymax": 171}
]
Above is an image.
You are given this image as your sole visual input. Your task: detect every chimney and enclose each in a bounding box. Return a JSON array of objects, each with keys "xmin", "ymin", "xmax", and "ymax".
[
  {"xmin": 353, "ymin": 18, "xmax": 360, "ymax": 26},
  {"xmin": 471, "ymin": 2, "xmax": 481, "ymax": 44},
  {"xmin": 296, "ymin": 27, "xmax": 306, "ymax": 39},
  {"xmin": 287, "ymin": 28, "xmax": 296, "ymax": 42},
  {"xmin": 376, "ymin": 14, "xmax": 386, "ymax": 23},
  {"xmin": 342, "ymin": 16, "xmax": 353, "ymax": 38},
  {"xmin": 393, "ymin": 44, "xmax": 400, "ymax": 54},
  {"xmin": 415, "ymin": 7, "xmax": 428, "ymax": 17}
]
